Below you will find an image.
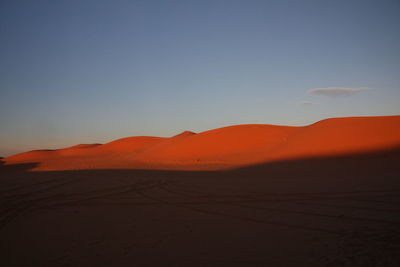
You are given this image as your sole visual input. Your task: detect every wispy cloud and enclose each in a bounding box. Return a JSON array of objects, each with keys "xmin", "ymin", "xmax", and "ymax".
[{"xmin": 309, "ymin": 87, "xmax": 369, "ymax": 97}]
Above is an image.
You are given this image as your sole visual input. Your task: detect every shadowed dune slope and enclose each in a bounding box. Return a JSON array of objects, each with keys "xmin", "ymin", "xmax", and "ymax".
[
  {"xmin": 266, "ymin": 116, "xmax": 400, "ymax": 161},
  {"xmin": 3, "ymin": 116, "xmax": 400, "ymax": 171}
]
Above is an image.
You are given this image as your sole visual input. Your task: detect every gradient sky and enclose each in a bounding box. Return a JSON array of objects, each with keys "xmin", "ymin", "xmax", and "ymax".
[{"xmin": 1, "ymin": 0, "xmax": 400, "ymax": 156}]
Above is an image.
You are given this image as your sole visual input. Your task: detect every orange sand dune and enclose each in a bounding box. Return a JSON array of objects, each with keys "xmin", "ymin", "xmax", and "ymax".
[
  {"xmin": 100, "ymin": 136, "xmax": 165, "ymax": 152},
  {"xmin": 264, "ymin": 116, "xmax": 400, "ymax": 161},
  {"xmin": 138, "ymin": 124, "xmax": 297, "ymax": 164},
  {"xmin": 3, "ymin": 116, "xmax": 400, "ymax": 171}
]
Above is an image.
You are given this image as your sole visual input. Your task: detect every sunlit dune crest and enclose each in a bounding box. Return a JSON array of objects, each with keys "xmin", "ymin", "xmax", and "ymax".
[
  {"xmin": 100, "ymin": 136, "xmax": 165, "ymax": 152},
  {"xmin": 3, "ymin": 116, "xmax": 400, "ymax": 171}
]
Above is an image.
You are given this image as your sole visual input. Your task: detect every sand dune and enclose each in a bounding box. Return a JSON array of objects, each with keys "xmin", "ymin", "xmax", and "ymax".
[
  {"xmin": 3, "ymin": 116, "xmax": 400, "ymax": 171},
  {"xmin": 1, "ymin": 116, "xmax": 400, "ymax": 266}
]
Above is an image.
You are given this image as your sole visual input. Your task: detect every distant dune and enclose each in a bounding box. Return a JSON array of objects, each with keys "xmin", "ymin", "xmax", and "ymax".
[
  {"xmin": 1, "ymin": 116, "xmax": 400, "ymax": 267},
  {"xmin": 3, "ymin": 116, "xmax": 400, "ymax": 171}
]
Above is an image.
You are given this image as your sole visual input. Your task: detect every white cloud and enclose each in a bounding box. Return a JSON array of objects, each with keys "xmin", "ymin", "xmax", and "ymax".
[{"xmin": 309, "ymin": 87, "xmax": 369, "ymax": 97}]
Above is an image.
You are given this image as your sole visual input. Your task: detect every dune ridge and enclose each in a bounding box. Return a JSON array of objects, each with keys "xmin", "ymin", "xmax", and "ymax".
[{"xmin": 3, "ymin": 116, "xmax": 400, "ymax": 171}]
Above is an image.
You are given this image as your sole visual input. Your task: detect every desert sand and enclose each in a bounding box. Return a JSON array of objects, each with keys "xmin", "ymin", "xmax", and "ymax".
[
  {"xmin": 1, "ymin": 115, "xmax": 400, "ymax": 266},
  {"xmin": 4, "ymin": 115, "xmax": 400, "ymax": 171}
]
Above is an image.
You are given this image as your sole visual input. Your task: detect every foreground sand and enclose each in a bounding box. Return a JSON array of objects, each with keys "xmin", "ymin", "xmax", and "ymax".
[{"xmin": 1, "ymin": 116, "xmax": 400, "ymax": 266}]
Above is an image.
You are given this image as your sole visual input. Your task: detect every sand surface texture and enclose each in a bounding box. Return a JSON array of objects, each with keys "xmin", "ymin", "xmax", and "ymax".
[{"xmin": 1, "ymin": 116, "xmax": 400, "ymax": 266}]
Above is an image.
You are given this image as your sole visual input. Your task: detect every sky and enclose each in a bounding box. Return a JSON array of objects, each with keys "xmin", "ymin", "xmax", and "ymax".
[{"xmin": 1, "ymin": 0, "xmax": 399, "ymax": 156}]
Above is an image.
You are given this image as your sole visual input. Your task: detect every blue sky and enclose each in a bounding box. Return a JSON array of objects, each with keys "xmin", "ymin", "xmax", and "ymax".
[{"xmin": 1, "ymin": 0, "xmax": 399, "ymax": 156}]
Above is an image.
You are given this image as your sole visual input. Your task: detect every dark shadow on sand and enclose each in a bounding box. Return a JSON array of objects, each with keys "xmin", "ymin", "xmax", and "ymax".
[{"xmin": 1, "ymin": 148, "xmax": 400, "ymax": 266}]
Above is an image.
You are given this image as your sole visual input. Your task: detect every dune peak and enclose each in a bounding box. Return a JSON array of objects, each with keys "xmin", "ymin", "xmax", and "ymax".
[
  {"xmin": 173, "ymin": 131, "xmax": 196, "ymax": 138},
  {"xmin": 3, "ymin": 115, "xmax": 400, "ymax": 171}
]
